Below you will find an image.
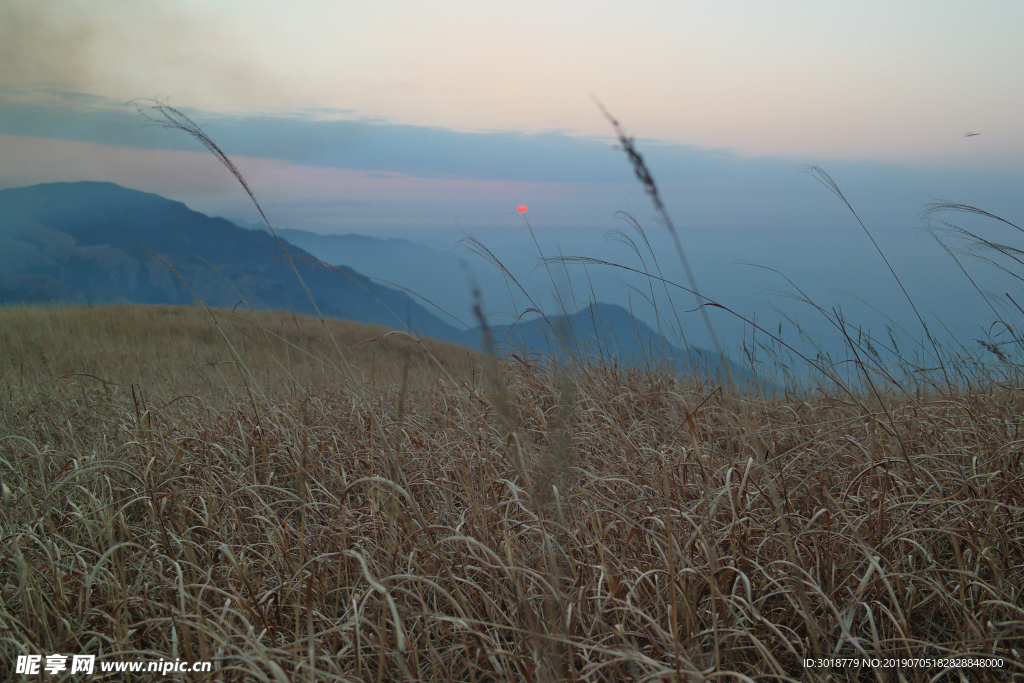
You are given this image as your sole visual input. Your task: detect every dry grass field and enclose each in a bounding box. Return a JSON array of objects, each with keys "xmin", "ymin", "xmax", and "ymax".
[{"xmin": 1, "ymin": 302, "xmax": 1022, "ymax": 681}]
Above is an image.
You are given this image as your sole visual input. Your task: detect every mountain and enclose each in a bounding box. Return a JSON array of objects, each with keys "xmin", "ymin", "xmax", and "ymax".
[
  {"xmin": 232, "ymin": 221, "xmax": 768, "ymax": 390},
  {"xmin": 229, "ymin": 221, "xmax": 495, "ymax": 330},
  {"xmin": 484, "ymin": 302, "xmax": 767, "ymax": 390},
  {"xmin": 0, "ymin": 182, "xmax": 468, "ymax": 344},
  {"xmin": 0, "ymin": 181, "xmax": 767, "ymax": 390}
]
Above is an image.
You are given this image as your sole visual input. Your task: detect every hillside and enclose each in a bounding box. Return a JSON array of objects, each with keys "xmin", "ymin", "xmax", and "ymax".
[
  {"xmin": 0, "ymin": 304, "xmax": 479, "ymax": 394},
  {"xmin": 0, "ymin": 182, "xmax": 468, "ymax": 344},
  {"xmin": 1, "ymin": 303, "xmax": 1018, "ymax": 680}
]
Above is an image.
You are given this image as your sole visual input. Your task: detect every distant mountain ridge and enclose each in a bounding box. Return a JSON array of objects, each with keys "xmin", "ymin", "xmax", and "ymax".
[
  {"xmin": 484, "ymin": 302, "xmax": 764, "ymax": 389},
  {"xmin": 230, "ymin": 220, "xmax": 481, "ymax": 329},
  {"xmin": 0, "ymin": 181, "xmax": 467, "ymax": 343},
  {"xmin": 233, "ymin": 223, "xmax": 760, "ymax": 383},
  {"xmin": 0, "ymin": 182, "xmax": 767, "ymax": 390}
]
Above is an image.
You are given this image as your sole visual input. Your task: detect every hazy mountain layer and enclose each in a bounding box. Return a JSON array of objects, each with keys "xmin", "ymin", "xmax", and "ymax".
[
  {"xmin": 484, "ymin": 302, "xmax": 765, "ymax": 390},
  {"xmin": 0, "ymin": 182, "xmax": 468, "ymax": 344},
  {"xmin": 231, "ymin": 221, "xmax": 501, "ymax": 330},
  {"xmin": 0, "ymin": 182, "xmax": 764, "ymax": 388}
]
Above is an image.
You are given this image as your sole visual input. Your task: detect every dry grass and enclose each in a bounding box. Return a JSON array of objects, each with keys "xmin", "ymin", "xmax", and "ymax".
[{"xmin": 1, "ymin": 303, "xmax": 1022, "ymax": 681}]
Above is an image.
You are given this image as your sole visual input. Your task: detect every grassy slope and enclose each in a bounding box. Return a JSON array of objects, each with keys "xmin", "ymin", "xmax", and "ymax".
[{"xmin": 1, "ymin": 304, "xmax": 1022, "ymax": 681}]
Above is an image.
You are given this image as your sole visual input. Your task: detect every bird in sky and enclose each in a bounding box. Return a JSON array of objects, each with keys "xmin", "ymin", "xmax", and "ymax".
[{"xmin": 964, "ymin": 131, "xmax": 982, "ymax": 137}]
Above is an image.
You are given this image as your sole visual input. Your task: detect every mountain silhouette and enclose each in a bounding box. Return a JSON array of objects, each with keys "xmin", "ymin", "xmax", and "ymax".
[
  {"xmin": 229, "ymin": 221, "xmax": 476, "ymax": 328},
  {"xmin": 0, "ymin": 181, "xmax": 467, "ymax": 343},
  {"xmin": 483, "ymin": 302, "xmax": 764, "ymax": 390}
]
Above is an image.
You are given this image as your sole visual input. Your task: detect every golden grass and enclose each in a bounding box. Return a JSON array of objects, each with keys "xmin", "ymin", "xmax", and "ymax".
[{"xmin": 1, "ymin": 304, "xmax": 1022, "ymax": 681}]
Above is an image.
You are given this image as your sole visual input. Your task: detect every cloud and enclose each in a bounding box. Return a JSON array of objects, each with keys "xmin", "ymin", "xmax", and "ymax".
[
  {"xmin": 0, "ymin": 0, "xmax": 100, "ymax": 86},
  {"xmin": 0, "ymin": 95, "xmax": 631, "ymax": 182},
  {"xmin": 2, "ymin": 96, "xmax": 1022, "ymax": 241},
  {"xmin": 0, "ymin": 1, "xmax": 285, "ymax": 113}
]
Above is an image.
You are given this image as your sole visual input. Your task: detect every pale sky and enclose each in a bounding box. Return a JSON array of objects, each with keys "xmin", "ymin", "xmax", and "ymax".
[
  {"xmin": 3, "ymin": 0, "xmax": 1022, "ymax": 166},
  {"xmin": 2, "ymin": 0, "xmax": 1023, "ymax": 354}
]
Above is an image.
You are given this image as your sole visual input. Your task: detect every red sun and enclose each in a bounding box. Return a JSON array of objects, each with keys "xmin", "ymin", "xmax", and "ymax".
[{"xmin": 517, "ymin": 205, "xmax": 528, "ymax": 213}]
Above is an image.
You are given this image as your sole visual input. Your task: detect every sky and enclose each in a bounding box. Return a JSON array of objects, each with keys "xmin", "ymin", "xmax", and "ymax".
[{"xmin": 2, "ymin": 0, "xmax": 1023, "ymax": 358}]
